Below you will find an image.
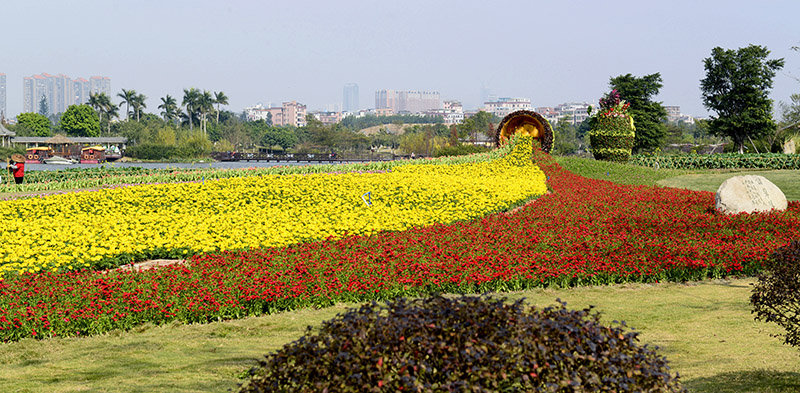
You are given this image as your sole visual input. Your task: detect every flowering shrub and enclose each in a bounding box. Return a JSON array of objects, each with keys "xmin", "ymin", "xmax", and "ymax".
[
  {"xmin": 0, "ymin": 149, "xmax": 798, "ymax": 341},
  {"xmin": 590, "ymin": 90, "xmax": 636, "ymax": 162},
  {"xmin": 0, "ymin": 138, "xmax": 547, "ymax": 275}
]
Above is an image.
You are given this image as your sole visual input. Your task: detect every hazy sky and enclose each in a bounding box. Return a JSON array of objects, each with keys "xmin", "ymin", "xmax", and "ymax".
[{"xmin": 2, "ymin": 0, "xmax": 798, "ymax": 118}]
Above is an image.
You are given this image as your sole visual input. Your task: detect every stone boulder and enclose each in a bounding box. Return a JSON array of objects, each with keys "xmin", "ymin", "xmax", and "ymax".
[
  {"xmin": 784, "ymin": 137, "xmax": 797, "ymax": 154},
  {"xmin": 715, "ymin": 175, "xmax": 788, "ymax": 214}
]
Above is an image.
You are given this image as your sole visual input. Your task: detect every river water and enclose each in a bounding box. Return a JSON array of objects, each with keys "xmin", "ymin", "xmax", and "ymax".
[{"xmin": 25, "ymin": 160, "xmax": 384, "ymax": 172}]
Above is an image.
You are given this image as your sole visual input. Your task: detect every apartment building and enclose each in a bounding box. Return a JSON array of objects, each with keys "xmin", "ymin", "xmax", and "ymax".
[
  {"xmin": 22, "ymin": 73, "xmax": 111, "ymax": 115},
  {"xmin": 483, "ymin": 97, "xmax": 531, "ymax": 118},
  {"xmin": 375, "ymin": 89, "xmax": 441, "ymax": 114},
  {"xmin": 244, "ymin": 101, "xmax": 307, "ymax": 127}
]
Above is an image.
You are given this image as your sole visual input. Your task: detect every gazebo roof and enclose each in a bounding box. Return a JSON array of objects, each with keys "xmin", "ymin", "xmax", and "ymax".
[
  {"xmin": 0, "ymin": 123, "xmax": 15, "ymax": 137},
  {"xmin": 45, "ymin": 134, "xmax": 74, "ymax": 144}
]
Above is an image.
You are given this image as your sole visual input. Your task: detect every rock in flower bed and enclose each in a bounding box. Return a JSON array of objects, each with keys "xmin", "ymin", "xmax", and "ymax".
[{"xmin": 0, "ymin": 148, "xmax": 798, "ymax": 341}]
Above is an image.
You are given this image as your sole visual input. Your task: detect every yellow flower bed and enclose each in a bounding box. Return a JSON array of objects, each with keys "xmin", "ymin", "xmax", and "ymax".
[{"xmin": 0, "ymin": 138, "xmax": 546, "ymax": 275}]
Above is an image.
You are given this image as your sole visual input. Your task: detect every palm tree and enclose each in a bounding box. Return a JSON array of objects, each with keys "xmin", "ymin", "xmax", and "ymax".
[
  {"xmin": 158, "ymin": 95, "xmax": 179, "ymax": 125},
  {"xmin": 117, "ymin": 89, "xmax": 136, "ymax": 121},
  {"xmin": 131, "ymin": 93, "xmax": 147, "ymax": 122},
  {"xmin": 198, "ymin": 90, "xmax": 214, "ymax": 134},
  {"xmin": 182, "ymin": 88, "xmax": 200, "ymax": 130},
  {"xmin": 214, "ymin": 91, "xmax": 228, "ymax": 123},
  {"xmin": 88, "ymin": 93, "xmax": 104, "ymax": 118},
  {"xmin": 104, "ymin": 103, "xmax": 119, "ymax": 135},
  {"xmin": 89, "ymin": 93, "xmax": 116, "ymax": 135}
]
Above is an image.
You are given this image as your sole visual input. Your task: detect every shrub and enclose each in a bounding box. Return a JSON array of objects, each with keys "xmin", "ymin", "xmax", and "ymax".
[
  {"xmin": 751, "ymin": 240, "xmax": 800, "ymax": 349},
  {"xmin": 631, "ymin": 153, "xmax": 800, "ymax": 170},
  {"xmin": 125, "ymin": 143, "xmax": 180, "ymax": 160},
  {"xmin": 238, "ymin": 296, "xmax": 685, "ymax": 392},
  {"xmin": 433, "ymin": 144, "xmax": 491, "ymax": 157}
]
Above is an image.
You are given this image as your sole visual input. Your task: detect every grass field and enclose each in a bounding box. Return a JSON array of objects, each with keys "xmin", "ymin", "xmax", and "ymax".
[
  {"xmin": 658, "ymin": 169, "xmax": 800, "ymax": 201},
  {"xmin": 0, "ymin": 279, "xmax": 798, "ymax": 392},
  {"xmin": 557, "ymin": 156, "xmax": 800, "ymax": 200}
]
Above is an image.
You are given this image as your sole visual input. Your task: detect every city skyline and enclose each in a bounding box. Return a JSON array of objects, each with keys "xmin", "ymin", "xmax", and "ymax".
[{"xmin": 0, "ymin": 1, "xmax": 797, "ymax": 120}]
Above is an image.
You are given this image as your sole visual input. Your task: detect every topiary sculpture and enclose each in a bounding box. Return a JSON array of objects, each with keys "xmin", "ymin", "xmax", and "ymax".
[{"xmin": 588, "ymin": 89, "xmax": 636, "ymax": 162}]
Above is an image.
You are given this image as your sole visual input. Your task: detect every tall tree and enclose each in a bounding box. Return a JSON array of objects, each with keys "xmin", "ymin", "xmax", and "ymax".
[
  {"xmin": 182, "ymin": 88, "xmax": 200, "ymax": 130},
  {"xmin": 117, "ymin": 89, "xmax": 136, "ymax": 121},
  {"xmin": 158, "ymin": 95, "xmax": 179, "ymax": 125},
  {"xmin": 214, "ymin": 91, "xmax": 228, "ymax": 123},
  {"xmin": 609, "ymin": 73, "xmax": 668, "ymax": 152},
  {"xmin": 198, "ymin": 90, "xmax": 214, "ymax": 134},
  {"xmin": 701, "ymin": 45, "xmax": 785, "ymax": 154},
  {"xmin": 16, "ymin": 112, "xmax": 52, "ymax": 137},
  {"xmin": 38, "ymin": 96, "xmax": 49, "ymax": 116},
  {"xmin": 131, "ymin": 93, "xmax": 147, "ymax": 122},
  {"xmin": 59, "ymin": 104, "xmax": 100, "ymax": 137}
]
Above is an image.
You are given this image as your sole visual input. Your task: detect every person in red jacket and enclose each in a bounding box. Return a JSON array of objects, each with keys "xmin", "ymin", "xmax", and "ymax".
[{"xmin": 7, "ymin": 154, "xmax": 25, "ymax": 184}]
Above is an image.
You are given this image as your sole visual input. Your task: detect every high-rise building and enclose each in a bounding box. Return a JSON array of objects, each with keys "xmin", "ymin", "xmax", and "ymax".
[
  {"xmin": 73, "ymin": 78, "xmax": 90, "ymax": 105},
  {"xmin": 0, "ymin": 73, "xmax": 6, "ymax": 120},
  {"xmin": 89, "ymin": 76, "xmax": 111, "ymax": 96},
  {"xmin": 375, "ymin": 89, "xmax": 440, "ymax": 114},
  {"xmin": 343, "ymin": 83, "xmax": 359, "ymax": 113},
  {"xmin": 22, "ymin": 73, "xmax": 110, "ymax": 116}
]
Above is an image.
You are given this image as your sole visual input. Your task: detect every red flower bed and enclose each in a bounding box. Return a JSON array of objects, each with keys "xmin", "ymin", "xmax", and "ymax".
[{"xmin": 1, "ymin": 152, "xmax": 798, "ymax": 341}]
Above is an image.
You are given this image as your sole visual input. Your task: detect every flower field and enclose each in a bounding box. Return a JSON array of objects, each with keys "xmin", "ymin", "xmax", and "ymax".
[
  {"xmin": 0, "ymin": 141, "xmax": 798, "ymax": 341},
  {"xmin": 0, "ymin": 138, "xmax": 546, "ymax": 275}
]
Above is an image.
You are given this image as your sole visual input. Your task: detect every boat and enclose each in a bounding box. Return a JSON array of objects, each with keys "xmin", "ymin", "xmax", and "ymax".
[{"xmin": 43, "ymin": 156, "xmax": 78, "ymax": 165}]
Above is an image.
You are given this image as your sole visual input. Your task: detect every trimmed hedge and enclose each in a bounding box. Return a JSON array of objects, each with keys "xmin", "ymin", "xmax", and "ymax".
[
  {"xmin": 239, "ymin": 296, "xmax": 685, "ymax": 392},
  {"xmin": 631, "ymin": 153, "xmax": 800, "ymax": 170}
]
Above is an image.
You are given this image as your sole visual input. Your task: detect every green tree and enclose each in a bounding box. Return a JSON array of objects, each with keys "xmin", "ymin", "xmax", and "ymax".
[
  {"xmin": 158, "ymin": 95, "xmax": 180, "ymax": 125},
  {"xmin": 262, "ymin": 126, "xmax": 298, "ymax": 151},
  {"xmin": 59, "ymin": 104, "xmax": 101, "ymax": 137},
  {"xmin": 609, "ymin": 73, "xmax": 668, "ymax": 152},
  {"xmin": 198, "ymin": 90, "xmax": 214, "ymax": 135},
  {"xmin": 38, "ymin": 96, "xmax": 49, "ymax": 116},
  {"xmin": 16, "ymin": 112, "xmax": 52, "ymax": 137},
  {"xmin": 471, "ymin": 110, "xmax": 494, "ymax": 139},
  {"xmin": 131, "ymin": 93, "xmax": 147, "ymax": 122},
  {"xmin": 552, "ymin": 116, "xmax": 580, "ymax": 155},
  {"xmin": 214, "ymin": 91, "xmax": 228, "ymax": 123},
  {"xmin": 117, "ymin": 88, "xmax": 136, "ymax": 121},
  {"xmin": 701, "ymin": 45, "xmax": 785, "ymax": 154},
  {"xmin": 182, "ymin": 88, "xmax": 200, "ymax": 130}
]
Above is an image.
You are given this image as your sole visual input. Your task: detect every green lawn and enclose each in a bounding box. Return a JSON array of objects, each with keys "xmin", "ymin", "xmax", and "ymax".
[
  {"xmin": 658, "ymin": 170, "xmax": 800, "ymax": 201},
  {"xmin": 0, "ymin": 279, "xmax": 797, "ymax": 392},
  {"xmin": 555, "ymin": 156, "xmax": 800, "ymax": 200}
]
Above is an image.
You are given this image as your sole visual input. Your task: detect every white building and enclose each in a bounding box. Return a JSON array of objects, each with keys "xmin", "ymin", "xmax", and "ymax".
[
  {"xmin": 425, "ymin": 100, "xmax": 463, "ymax": 125},
  {"xmin": 555, "ymin": 102, "xmax": 591, "ymax": 125},
  {"xmin": 483, "ymin": 97, "xmax": 531, "ymax": 118}
]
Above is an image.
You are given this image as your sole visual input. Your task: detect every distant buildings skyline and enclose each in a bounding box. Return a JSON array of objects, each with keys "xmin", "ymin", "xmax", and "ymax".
[{"xmin": 22, "ymin": 73, "xmax": 110, "ymax": 116}]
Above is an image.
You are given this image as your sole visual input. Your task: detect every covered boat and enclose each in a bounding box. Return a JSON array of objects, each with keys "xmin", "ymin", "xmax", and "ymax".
[
  {"xmin": 80, "ymin": 146, "xmax": 106, "ymax": 164},
  {"xmin": 25, "ymin": 146, "xmax": 52, "ymax": 163}
]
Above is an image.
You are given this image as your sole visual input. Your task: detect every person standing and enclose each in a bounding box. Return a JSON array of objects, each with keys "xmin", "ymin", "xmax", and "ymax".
[{"xmin": 7, "ymin": 154, "xmax": 25, "ymax": 184}]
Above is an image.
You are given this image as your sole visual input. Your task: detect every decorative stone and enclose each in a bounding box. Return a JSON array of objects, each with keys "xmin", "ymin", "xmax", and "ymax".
[
  {"xmin": 784, "ymin": 138, "xmax": 796, "ymax": 154},
  {"xmin": 715, "ymin": 175, "xmax": 788, "ymax": 214}
]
